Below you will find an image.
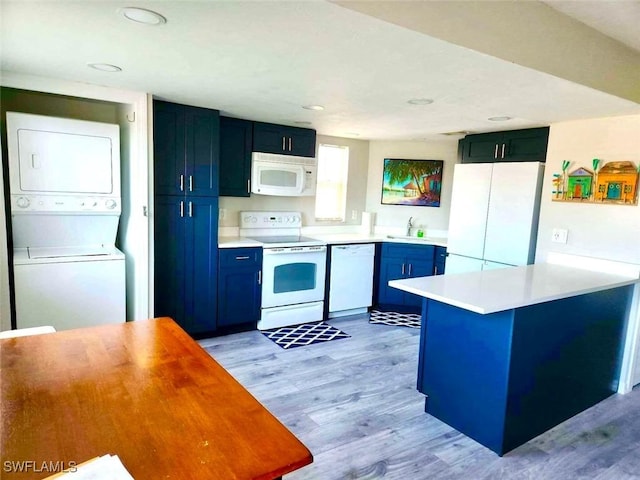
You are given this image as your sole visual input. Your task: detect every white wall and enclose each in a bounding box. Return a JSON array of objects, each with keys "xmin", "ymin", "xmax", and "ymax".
[
  {"xmin": 365, "ymin": 139, "xmax": 459, "ymax": 236},
  {"xmin": 536, "ymin": 114, "xmax": 640, "ymax": 390},
  {"xmin": 219, "ymin": 134, "xmax": 370, "ymax": 228},
  {"xmin": 535, "ymin": 115, "xmax": 640, "ymax": 264}
]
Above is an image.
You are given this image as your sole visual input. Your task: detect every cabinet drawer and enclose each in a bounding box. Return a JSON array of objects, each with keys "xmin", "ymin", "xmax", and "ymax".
[
  {"xmin": 219, "ymin": 248, "xmax": 262, "ymax": 267},
  {"xmin": 382, "ymin": 243, "xmax": 435, "ymax": 259}
]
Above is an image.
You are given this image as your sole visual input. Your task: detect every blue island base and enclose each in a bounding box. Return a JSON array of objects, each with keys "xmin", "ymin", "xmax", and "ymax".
[{"xmin": 417, "ymin": 285, "xmax": 633, "ymax": 456}]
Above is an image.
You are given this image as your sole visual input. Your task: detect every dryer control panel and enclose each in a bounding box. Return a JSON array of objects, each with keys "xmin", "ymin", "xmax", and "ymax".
[{"xmin": 11, "ymin": 195, "xmax": 121, "ymax": 214}]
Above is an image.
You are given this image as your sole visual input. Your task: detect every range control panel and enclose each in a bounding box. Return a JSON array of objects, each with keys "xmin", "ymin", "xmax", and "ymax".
[{"xmin": 240, "ymin": 211, "xmax": 302, "ymax": 229}]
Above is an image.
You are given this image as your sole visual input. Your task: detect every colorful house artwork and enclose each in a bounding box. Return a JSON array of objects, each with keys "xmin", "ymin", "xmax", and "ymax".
[
  {"xmin": 594, "ymin": 161, "xmax": 639, "ymax": 204},
  {"xmin": 552, "ymin": 159, "xmax": 639, "ymax": 206},
  {"xmin": 566, "ymin": 167, "xmax": 593, "ymax": 200}
]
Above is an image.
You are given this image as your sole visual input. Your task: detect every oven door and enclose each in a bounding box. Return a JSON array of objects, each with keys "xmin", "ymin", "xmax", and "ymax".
[{"xmin": 262, "ymin": 246, "xmax": 326, "ymax": 308}]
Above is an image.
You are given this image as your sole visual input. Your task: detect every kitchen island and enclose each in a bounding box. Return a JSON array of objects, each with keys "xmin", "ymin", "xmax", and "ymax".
[{"xmin": 389, "ymin": 263, "xmax": 639, "ymax": 456}]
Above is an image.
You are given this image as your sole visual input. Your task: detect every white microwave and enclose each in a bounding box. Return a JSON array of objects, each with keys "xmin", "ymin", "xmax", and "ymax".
[{"xmin": 251, "ymin": 152, "xmax": 317, "ymax": 197}]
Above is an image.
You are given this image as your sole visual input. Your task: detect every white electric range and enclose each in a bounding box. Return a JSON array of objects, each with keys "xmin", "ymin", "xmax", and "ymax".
[{"xmin": 240, "ymin": 211, "xmax": 327, "ymax": 330}]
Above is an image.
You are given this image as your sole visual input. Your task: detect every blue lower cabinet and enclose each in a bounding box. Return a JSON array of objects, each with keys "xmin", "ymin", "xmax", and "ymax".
[
  {"xmin": 377, "ymin": 243, "xmax": 434, "ymax": 311},
  {"xmin": 434, "ymin": 246, "xmax": 447, "ymax": 275},
  {"xmin": 154, "ymin": 195, "xmax": 218, "ymax": 336},
  {"xmin": 418, "ymin": 285, "xmax": 632, "ymax": 455},
  {"xmin": 218, "ymin": 248, "xmax": 262, "ymax": 327}
]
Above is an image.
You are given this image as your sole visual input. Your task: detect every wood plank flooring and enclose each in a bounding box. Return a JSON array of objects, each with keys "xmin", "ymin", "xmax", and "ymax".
[{"xmin": 199, "ymin": 314, "xmax": 640, "ymax": 479}]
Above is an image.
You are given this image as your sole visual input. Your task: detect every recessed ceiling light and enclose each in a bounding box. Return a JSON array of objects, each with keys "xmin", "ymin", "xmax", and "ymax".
[
  {"xmin": 119, "ymin": 7, "xmax": 166, "ymax": 25},
  {"xmin": 488, "ymin": 116, "xmax": 512, "ymax": 122},
  {"xmin": 302, "ymin": 105, "xmax": 324, "ymax": 111},
  {"xmin": 87, "ymin": 63, "xmax": 122, "ymax": 72},
  {"xmin": 407, "ymin": 98, "xmax": 434, "ymax": 105}
]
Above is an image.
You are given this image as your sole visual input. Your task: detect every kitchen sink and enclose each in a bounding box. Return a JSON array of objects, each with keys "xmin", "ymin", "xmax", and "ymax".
[{"xmin": 386, "ymin": 235, "xmax": 433, "ymax": 242}]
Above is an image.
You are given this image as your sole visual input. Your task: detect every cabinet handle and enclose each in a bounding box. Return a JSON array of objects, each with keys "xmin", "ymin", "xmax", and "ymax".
[
  {"xmin": 235, "ymin": 256, "xmax": 250, "ymax": 260},
  {"xmin": 434, "ymin": 266, "xmax": 438, "ymax": 275},
  {"xmin": 189, "ymin": 175, "xmax": 193, "ymax": 192},
  {"xmin": 501, "ymin": 144, "xmax": 506, "ymax": 159},
  {"xmin": 180, "ymin": 174, "xmax": 184, "ymax": 192},
  {"xmin": 408, "ymin": 263, "xmax": 413, "ymax": 276},
  {"xmin": 401, "ymin": 263, "xmax": 405, "ymax": 275},
  {"xmin": 247, "ymin": 179, "xmax": 251, "ymax": 194},
  {"xmin": 288, "ymin": 137, "xmax": 292, "ymax": 151},
  {"xmin": 282, "ymin": 136, "xmax": 286, "ymax": 151},
  {"xmin": 179, "ymin": 200, "xmax": 184, "ymax": 218},
  {"xmin": 258, "ymin": 270, "xmax": 262, "ymax": 285},
  {"xmin": 494, "ymin": 144, "xmax": 499, "ymax": 159},
  {"xmin": 188, "ymin": 201, "xmax": 193, "ymax": 218}
]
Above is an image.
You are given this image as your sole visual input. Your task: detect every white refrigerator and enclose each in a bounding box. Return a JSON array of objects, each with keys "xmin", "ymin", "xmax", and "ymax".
[{"xmin": 445, "ymin": 162, "xmax": 545, "ymax": 274}]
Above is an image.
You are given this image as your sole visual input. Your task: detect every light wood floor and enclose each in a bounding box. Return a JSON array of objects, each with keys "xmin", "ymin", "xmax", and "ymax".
[{"xmin": 199, "ymin": 314, "xmax": 640, "ymax": 480}]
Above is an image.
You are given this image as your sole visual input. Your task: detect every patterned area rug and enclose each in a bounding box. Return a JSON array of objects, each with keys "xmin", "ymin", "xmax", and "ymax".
[
  {"xmin": 261, "ymin": 322, "xmax": 351, "ymax": 349},
  {"xmin": 369, "ymin": 310, "xmax": 421, "ymax": 329}
]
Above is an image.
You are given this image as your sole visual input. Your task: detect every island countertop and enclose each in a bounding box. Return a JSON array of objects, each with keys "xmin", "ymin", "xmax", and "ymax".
[{"xmin": 389, "ymin": 262, "xmax": 639, "ymax": 314}]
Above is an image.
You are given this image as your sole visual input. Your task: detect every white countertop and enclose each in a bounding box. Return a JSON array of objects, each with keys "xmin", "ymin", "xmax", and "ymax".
[
  {"xmin": 389, "ymin": 263, "xmax": 639, "ymax": 314},
  {"xmin": 219, "ymin": 233, "xmax": 447, "ymax": 248}
]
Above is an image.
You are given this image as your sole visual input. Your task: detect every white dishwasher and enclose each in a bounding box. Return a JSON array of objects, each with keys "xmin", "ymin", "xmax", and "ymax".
[{"xmin": 329, "ymin": 243, "xmax": 375, "ymax": 318}]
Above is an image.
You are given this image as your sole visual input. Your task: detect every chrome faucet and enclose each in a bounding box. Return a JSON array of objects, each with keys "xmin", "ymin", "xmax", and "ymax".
[{"xmin": 406, "ymin": 217, "xmax": 413, "ymax": 236}]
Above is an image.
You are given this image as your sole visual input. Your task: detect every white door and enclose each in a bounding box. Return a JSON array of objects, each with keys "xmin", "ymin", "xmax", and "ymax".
[
  {"xmin": 484, "ymin": 162, "xmax": 544, "ymax": 266},
  {"xmin": 329, "ymin": 244, "xmax": 374, "ymax": 312},
  {"xmin": 481, "ymin": 260, "xmax": 514, "ymax": 271},
  {"xmin": 447, "ymin": 163, "xmax": 493, "ymax": 259},
  {"xmin": 444, "ymin": 254, "xmax": 484, "ymax": 274}
]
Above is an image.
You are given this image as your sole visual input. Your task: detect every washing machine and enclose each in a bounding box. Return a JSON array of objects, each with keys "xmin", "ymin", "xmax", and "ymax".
[{"xmin": 7, "ymin": 112, "xmax": 126, "ymax": 331}]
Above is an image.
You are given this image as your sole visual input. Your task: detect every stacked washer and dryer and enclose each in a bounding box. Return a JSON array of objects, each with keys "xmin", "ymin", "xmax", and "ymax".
[{"xmin": 6, "ymin": 112, "xmax": 126, "ymax": 331}]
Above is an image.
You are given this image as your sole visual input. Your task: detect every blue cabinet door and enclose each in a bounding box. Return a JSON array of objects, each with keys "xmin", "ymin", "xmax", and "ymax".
[
  {"xmin": 404, "ymin": 257, "xmax": 433, "ymax": 308},
  {"xmin": 154, "ymin": 101, "xmax": 186, "ymax": 196},
  {"xmin": 377, "ymin": 243, "xmax": 434, "ymax": 310},
  {"xmin": 378, "ymin": 256, "xmax": 406, "ymax": 306},
  {"xmin": 185, "ymin": 107, "xmax": 219, "ymax": 196},
  {"xmin": 220, "ymin": 117, "xmax": 252, "ymax": 197},
  {"xmin": 154, "ymin": 100, "xmax": 219, "ymax": 197},
  {"xmin": 434, "ymin": 246, "xmax": 447, "ymax": 275},
  {"xmin": 186, "ymin": 196, "xmax": 218, "ymax": 334},
  {"xmin": 253, "ymin": 121, "xmax": 316, "ymax": 157},
  {"xmin": 154, "ymin": 196, "xmax": 218, "ymax": 336},
  {"xmin": 154, "ymin": 196, "xmax": 188, "ymax": 326},
  {"xmin": 218, "ymin": 248, "xmax": 262, "ymax": 327}
]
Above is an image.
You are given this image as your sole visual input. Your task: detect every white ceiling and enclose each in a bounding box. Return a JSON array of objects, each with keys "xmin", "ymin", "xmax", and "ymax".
[{"xmin": 1, "ymin": 1, "xmax": 639, "ymax": 141}]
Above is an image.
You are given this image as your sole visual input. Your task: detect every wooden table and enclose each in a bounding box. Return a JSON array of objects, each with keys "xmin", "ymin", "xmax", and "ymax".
[{"xmin": 1, "ymin": 317, "xmax": 312, "ymax": 479}]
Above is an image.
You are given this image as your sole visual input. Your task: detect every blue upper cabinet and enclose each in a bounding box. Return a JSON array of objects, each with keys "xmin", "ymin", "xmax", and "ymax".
[
  {"xmin": 153, "ymin": 100, "xmax": 220, "ymax": 196},
  {"xmin": 220, "ymin": 117, "xmax": 252, "ymax": 197},
  {"xmin": 253, "ymin": 121, "xmax": 316, "ymax": 157},
  {"xmin": 459, "ymin": 127, "xmax": 549, "ymax": 164}
]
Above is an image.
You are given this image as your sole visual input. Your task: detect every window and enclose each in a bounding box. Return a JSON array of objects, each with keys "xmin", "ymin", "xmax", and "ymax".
[{"xmin": 315, "ymin": 144, "xmax": 349, "ymax": 221}]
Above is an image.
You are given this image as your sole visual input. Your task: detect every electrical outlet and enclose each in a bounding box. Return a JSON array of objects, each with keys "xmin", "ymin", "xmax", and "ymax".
[
  {"xmin": 219, "ymin": 208, "xmax": 226, "ymax": 220},
  {"xmin": 351, "ymin": 210, "xmax": 358, "ymax": 220},
  {"xmin": 552, "ymin": 228, "xmax": 568, "ymax": 244}
]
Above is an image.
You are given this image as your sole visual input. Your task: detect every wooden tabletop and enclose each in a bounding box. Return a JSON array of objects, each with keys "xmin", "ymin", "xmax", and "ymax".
[{"xmin": 0, "ymin": 317, "xmax": 312, "ymax": 479}]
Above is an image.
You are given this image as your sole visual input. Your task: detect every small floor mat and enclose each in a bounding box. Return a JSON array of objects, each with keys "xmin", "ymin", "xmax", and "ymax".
[
  {"xmin": 261, "ymin": 322, "xmax": 351, "ymax": 349},
  {"xmin": 369, "ymin": 310, "xmax": 421, "ymax": 329}
]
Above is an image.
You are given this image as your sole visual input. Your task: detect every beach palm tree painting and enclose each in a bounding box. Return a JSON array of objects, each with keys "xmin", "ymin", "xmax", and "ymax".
[{"xmin": 381, "ymin": 158, "xmax": 443, "ymax": 206}]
